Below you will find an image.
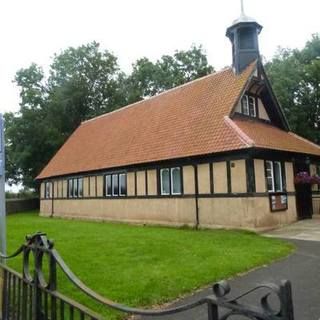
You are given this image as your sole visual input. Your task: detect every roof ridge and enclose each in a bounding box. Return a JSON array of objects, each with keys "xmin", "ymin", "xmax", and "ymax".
[
  {"xmin": 82, "ymin": 66, "xmax": 232, "ymax": 124},
  {"xmin": 288, "ymin": 132, "xmax": 320, "ymax": 150},
  {"xmin": 224, "ymin": 116, "xmax": 255, "ymax": 147}
]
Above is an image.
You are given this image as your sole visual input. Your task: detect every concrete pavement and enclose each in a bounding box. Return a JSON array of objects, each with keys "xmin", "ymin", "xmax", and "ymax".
[{"xmin": 265, "ymin": 216, "xmax": 320, "ymax": 241}]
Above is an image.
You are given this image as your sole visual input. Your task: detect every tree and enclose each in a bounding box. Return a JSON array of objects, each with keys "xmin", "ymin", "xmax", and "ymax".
[
  {"xmin": 5, "ymin": 43, "xmax": 214, "ymax": 188},
  {"xmin": 6, "ymin": 43, "xmax": 123, "ymax": 188},
  {"xmin": 124, "ymin": 45, "xmax": 214, "ymax": 103},
  {"xmin": 265, "ymin": 34, "xmax": 320, "ymax": 143}
]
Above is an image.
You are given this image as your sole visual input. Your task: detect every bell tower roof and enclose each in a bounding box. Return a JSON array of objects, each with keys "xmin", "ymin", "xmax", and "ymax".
[
  {"xmin": 226, "ymin": 0, "xmax": 262, "ymax": 38},
  {"xmin": 226, "ymin": 0, "xmax": 263, "ymax": 74}
]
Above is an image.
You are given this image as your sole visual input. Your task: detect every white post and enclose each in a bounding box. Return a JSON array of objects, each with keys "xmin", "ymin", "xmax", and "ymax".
[{"xmin": 0, "ymin": 113, "xmax": 6, "ymax": 259}]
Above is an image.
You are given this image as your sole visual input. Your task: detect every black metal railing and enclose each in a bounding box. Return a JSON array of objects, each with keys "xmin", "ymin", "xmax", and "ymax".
[{"xmin": 0, "ymin": 232, "xmax": 294, "ymax": 320}]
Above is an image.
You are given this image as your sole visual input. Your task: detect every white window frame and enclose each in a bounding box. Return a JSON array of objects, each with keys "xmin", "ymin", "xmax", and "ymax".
[
  {"xmin": 105, "ymin": 175, "xmax": 112, "ymax": 197},
  {"xmin": 274, "ymin": 161, "xmax": 283, "ymax": 192},
  {"xmin": 170, "ymin": 167, "xmax": 182, "ymax": 195},
  {"xmin": 119, "ymin": 173, "xmax": 127, "ymax": 196},
  {"xmin": 241, "ymin": 95, "xmax": 249, "ymax": 115},
  {"xmin": 78, "ymin": 178, "xmax": 83, "ymax": 198},
  {"xmin": 73, "ymin": 178, "xmax": 78, "ymax": 198},
  {"xmin": 45, "ymin": 182, "xmax": 50, "ymax": 199},
  {"xmin": 266, "ymin": 160, "xmax": 275, "ymax": 192},
  {"xmin": 160, "ymin": 168, "xmax": 170, "ymax": 195},
  {"xmin": 112, "ymin": 174, "xmax": 119, "ymax": 196},
  {"xmin": 241, "ymin": 94, "xmax": 256, "ymax": 117},
  {"xmin": 266, "ymin": 161, "xmax": 284, "ymax": 193},
  {"xmin": 68, "ymin": 179, "xmax": 73, "ymax": 198},
  {"xmin": 248, "ymin": 96, "xmax": 256, "ymax": 117}
]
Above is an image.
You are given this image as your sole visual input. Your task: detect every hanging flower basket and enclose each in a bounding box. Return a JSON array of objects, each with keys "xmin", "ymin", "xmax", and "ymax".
[{"xmin": 294, "ymin": 171, "xmax": 320, "ymax": 185}]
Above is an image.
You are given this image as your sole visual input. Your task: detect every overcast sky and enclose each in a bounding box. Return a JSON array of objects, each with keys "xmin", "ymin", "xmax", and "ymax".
[{"xmin": 1, "ymin": 0, "xmax": 320, "ymax": 114}]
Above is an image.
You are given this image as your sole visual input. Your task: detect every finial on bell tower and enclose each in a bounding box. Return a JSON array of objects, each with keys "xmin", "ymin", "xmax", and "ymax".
[
  {"xmin": 226, "ymin": 2, "xmax": 263, "ymax": 74},
  {"xmin": 241, "ymin": 0, "xmax": 245, "ymax": 16}
]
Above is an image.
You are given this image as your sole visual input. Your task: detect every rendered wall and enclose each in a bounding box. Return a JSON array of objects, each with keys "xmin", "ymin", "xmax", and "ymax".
[
  {"xmin": 127, "ymin": 172, "xmax": 135, "ymax": 196},
  {"xmin": 312, "ymin": 196, "xmax": 320, "ymax": 215},
  {"xmin": 147, "ymin": 170, "xmax": 157, "ymax": 195},
  {"xmin": 230, "ymin": 160, "xmax": 246, "ymax": 193},
  {"xmin": 199, "ymin": 196, "xmax": 297, "ymax": 230},
  {"xmin": 213, "ymin": 162, "xmax": 228, "ymax": 193},
  {"xmin": 40, "ymin": 194, "xmax": 297, "ymax": 230},
  {"xmin": 136, "ymin": 171, "xmax": 146, "ymax": 196},
  {"xmin": 198, "ymin": 164, "xmax": 210, "ymax": 194},
  {"xmin": 254, "ymin": 159, "xmax": 266, "ymax": 192},
  {"xmin": 183, "ymin": 166, "xmax": 195, "ymax": 195},
  {"xmin": 40, "ymin": 198, "xmax": 197, "ymax": 226}
]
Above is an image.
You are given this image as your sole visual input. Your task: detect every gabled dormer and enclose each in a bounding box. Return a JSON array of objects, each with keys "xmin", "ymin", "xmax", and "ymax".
[
  {"xmin": 232, "ymin": 62, "xmax": 289, "ymax": 131},
  {"xmin": 229, "ymin": 56, "xmax": 289, "ymax": 131}
]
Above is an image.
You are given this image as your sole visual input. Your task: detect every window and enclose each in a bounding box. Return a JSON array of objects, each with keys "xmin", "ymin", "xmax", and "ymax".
[
  {"xmin": 73, "ymin": 178, "xmax": 78, "ymax": 198},
  {"xmin": 112, "ymin": 174, "xmax": 119, "ymax": 196},
  {"xmin": 160, "ymin": 169, "xmax": 170, "ymax": 195},
  {"xmin": 68, "ymin": 177, "xmax": 83, "ymax": 198},
  {"xmin": 160, "ymin": 167, "xmax": 182, "ymax": 195},
  {"xmin": 105, "ymin": 173, "xmax": 127, "ymax": 197},
  {"xmin": 241, "ymin": 95, "xmax": 249, "ymax": 115},
  {"xmin": 78, "ymin": 178, "xmax": 83, "ymax": 198},
  {"xmin": 171, "ymin": 168, "xmax": 182, "ymax": 195},
  {"xmin": 248, "ymin": 96, "xmax": 256, "ymax": 117},
  {"xmin": 241, "ymin": 95, "xmax": 256, "ymax": 117},
  {"xmin": 274, "ymin": 162, "xmax": 283, "ymax": 192},
  {"xmin": 105, "ymin": 175, "xmax": 112, "ymax": 196},
  {"xmin": 119, "ymin": 174, "xmax": 127, "ymax": 196},
  {"xmin": 265, "ymin": 161, "xmax": 284, "ymax": 192},
  {"xmin": 45, "ymin": 182, "xmax": 51, "ymax": 199},
  {"xmin": 68, "ymin": 179, "xmax": 73, "ymax": 198}
]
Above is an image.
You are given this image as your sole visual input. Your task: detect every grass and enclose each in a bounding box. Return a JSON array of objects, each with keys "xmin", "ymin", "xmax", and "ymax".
[{"xmin": 5, "ymin": 211, "xmax": 294, "ymax": 319}]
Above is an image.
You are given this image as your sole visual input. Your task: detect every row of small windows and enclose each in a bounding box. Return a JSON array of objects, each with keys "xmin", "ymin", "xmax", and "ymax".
[
  {"xmin": 45, "ymin": 179, "xmax": 84, "ymax": 199},
  {"xmin": 47, "ymin": 169, "xmax": 182, "ymax": 199},
  {"xmin": 44, "ymin": 162, "xmax": 286, "ymax": 199}
]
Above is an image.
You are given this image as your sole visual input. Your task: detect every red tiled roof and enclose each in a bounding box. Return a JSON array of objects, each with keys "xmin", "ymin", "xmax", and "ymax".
[
  {"xmin": 233, "ymin": 118, "xmax": 320, "ymax": 156},
  {"xmin": 37, "ymin": 64, "xmax": 255, "ymax": 179},
  {"xmin": 36, "ymin": 61, "xmax": 320, "ymax": 180}
]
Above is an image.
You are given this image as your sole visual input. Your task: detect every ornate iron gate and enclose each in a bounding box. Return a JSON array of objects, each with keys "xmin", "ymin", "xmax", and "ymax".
[{"xmin": 0, "ymin": 232, "xmax": 294, "ymax": 320}]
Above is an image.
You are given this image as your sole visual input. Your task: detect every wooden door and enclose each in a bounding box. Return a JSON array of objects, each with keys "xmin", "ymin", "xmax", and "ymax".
[{"xmin": 294, "ymin": 160, "xmax": 313, "ymax": 220}]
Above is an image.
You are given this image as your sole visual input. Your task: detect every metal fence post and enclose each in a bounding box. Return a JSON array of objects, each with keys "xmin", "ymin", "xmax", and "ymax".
[
  {"xmin": 0, "ymin": 113, "xmax": 6, "ymax": 258},
  {"xmin": 280, "ymin": 280, "xmax": 295, "ymax": 320},
  {"xmin": 0, "ymin": 114, "xmax": 7, "ymax": 318},
  {"xmin": 207, "ymin": 301, "xmax": 219, "ymax": 320}
]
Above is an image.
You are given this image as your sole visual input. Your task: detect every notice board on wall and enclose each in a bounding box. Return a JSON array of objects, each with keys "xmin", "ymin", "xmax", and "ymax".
[{"xmin": 269, "ymin": 193, "xmax": 288, "ymax": 212}]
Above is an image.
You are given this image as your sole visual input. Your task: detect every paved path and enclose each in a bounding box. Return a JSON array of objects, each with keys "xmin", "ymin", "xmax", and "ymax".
[
  {"xmin": 142, "ymin": 221, "xmax": 320, "ymax": 320},
  {"xmin": 264, "ymin": 216, "xmax": 320, "ymax": 241}
]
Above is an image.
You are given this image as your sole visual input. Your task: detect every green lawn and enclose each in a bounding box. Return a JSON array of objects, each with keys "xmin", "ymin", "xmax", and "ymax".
[{"xmin": 5, "ymin": 211, "xmax": 293, "ymax": 319}]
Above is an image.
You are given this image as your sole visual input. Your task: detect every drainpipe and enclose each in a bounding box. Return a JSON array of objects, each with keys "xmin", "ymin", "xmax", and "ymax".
[
  {"xmin": 51, "ymin": 181, "xmax": 54, "ymax": 217},
  {"xmin": 193, "ymin": 165, "xmax": 199, "ymax": 229}
]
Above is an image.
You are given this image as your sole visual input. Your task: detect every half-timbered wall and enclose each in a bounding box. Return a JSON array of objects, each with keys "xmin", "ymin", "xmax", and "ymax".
[{"xmin": 40, "ymin": 157, "xmax": 297, "ymax": 230}]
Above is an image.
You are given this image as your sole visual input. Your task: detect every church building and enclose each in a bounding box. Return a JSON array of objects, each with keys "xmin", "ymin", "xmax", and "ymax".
[{"xmin": 36, "ymin": 8, "xmax": 320, "ymax": 230}]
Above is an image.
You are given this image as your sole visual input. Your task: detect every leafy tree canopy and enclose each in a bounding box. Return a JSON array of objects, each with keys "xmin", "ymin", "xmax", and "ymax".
[
  {"xmin": 5, "ymin": 43, "xmax": 213, "ymax": 188},
  {"xmin": 124, "ymin": 45, "xmax": 213, "ymax": 103},
  {"xmin": 265, "ymin": 34, "xmax": 320, "ymax": 143}
]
